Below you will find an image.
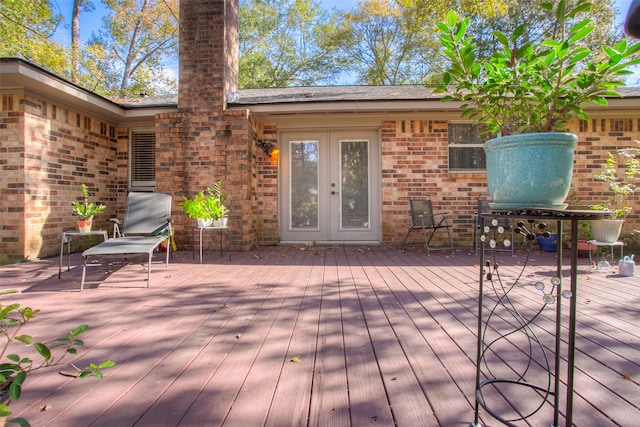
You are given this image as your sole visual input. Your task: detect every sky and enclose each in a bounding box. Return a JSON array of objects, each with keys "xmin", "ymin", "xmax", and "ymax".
[{"xmin": 50, "ymin": 0, "xmax": 638, "ymax": 85}]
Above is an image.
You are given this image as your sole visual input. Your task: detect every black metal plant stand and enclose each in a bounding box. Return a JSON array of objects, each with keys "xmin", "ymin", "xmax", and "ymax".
[{"xmin": 472, "ymin": 209, "xmax": 608, "ymax": 427}]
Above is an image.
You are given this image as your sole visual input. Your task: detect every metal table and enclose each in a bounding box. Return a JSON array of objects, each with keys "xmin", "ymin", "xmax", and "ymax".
[
  {"xmin": 192, "ymin": 225, "xmax": 230, "ymax": 262},
  {"xmin": 473, "ymin": 208, "xmax": 608, "ymax": 427},
  {"xmin": 59, "ymin": 230, "xmax": 108, "ymax": 278}
]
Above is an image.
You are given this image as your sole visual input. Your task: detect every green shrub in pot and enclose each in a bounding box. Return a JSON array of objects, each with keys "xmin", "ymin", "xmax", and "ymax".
[{"xmin": 435, "ymin": 0, "xmax": 640, "ymax": 209}]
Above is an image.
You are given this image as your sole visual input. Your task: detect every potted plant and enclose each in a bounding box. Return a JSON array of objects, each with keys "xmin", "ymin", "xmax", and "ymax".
[
  {"xmin": 436, "ymin": 0, "xmax": 640, "ymax": 209},
  {"xmin": 590, "ymin": 147, "xmax": 640, "ymax": 242},
  {"xmin": 179, "ymin": 180, "xmax": 228, "ymax": 227},
  {"xmin": 70, "ymin": 184, "xmax": 106, "ymax": 233},
  {"xmin": 565, "ymin": 220, "xmax": 594, "ymax": 255},
  {"xmin": 0, "ymin": 290, "xmax": 114, "ymax": 425},
  {"xmin": 207, "ymin": 180, "xmax": 228, "ymax": 226},
  {"xmin": 180, "ymin": 191, "xmax": 215, "ymax": 227}
]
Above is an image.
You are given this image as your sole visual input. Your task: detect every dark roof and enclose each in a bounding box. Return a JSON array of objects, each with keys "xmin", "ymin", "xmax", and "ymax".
[
  {"xmin": 229, "ymin": 85, "xmax": 440, "ymax": 105},
  {"xmin": 3, "ymin": 58, "xmax": 640, "ymax": 111},
  {"xmin": 120, "ymin": 85, "xmax": 640, "ymax": 108}
]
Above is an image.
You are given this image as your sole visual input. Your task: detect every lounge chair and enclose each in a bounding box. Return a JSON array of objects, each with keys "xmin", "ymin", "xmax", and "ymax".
[{"xmin": 80, "ymin": 192, "xmax": 172, "ymax": 291}]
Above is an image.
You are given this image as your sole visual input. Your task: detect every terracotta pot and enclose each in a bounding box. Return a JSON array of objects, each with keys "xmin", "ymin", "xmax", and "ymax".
[
  {"xmin": 77, "ymin": 219, "xmax": 93, "ymax": 233},
  {"xmin": 567, "ymin": 239, "xmax": 595, "ymax": 256}
]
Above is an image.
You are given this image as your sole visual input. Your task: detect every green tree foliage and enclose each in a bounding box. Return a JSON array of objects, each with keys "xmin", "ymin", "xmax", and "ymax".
[
  {"xmin": 454, "ymin": 0, "xmax": 622, "ymax": 62},
  {"xmin": 328, "ymin": 0, "xmax": 422, "ymax": 85},
  {"xmin": 0, "ymin": 0, "xmax": 69, "ymax": 76},
  {"xmin": 328, "ymin": 0, "xmax": 511, "ymax": 86},
  {"xmin": 328, "ymin": 0, "xmax": 627, "ymax": 87},
  {"xmin": 80, "ymin": 0, "xmax": 179, "ymax": 97},
  {"xmin": 239, "ymin": 0, "xmax": 345, "ymax": 88}
]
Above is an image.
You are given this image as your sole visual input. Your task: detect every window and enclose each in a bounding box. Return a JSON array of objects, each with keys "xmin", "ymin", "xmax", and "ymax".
[
  {"xmin": 130, "ymin": 129, "xmax": 156, "ymax": 191},
  {"xmin": 448, "ymin": 122, "xmax": 488, "ymax": 172}
]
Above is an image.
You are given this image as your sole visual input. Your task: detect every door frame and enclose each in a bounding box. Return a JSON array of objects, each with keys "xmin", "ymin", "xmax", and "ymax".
[{"xmin": 278, "ymin": 129, "xmax": 381, "ymax": 243}]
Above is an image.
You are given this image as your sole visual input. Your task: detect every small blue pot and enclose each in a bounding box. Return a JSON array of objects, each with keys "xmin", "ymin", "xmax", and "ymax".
[
  {"xmin": 536, "ymin": 233, "xmax": 558, "ymax": 252},
  {"xmin": 484, "ymin": 133, "xmax": 577, "ymax": 210}
]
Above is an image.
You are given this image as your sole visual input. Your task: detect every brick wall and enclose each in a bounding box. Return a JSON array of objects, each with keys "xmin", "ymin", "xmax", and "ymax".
[
  {"xmin": 252, "ymin": 117, "xmax": 640, "ymax": 250},
  {"xmin": 255, "ymin": 123, "xmax": 279, "ymax": 245},
  {"xmin": 0, "ymin": 90, "xmax": 119, "ymax": 264},
  {"xmin": 381, "ymin": 117, "xmax": 640, "ymax": 248}
]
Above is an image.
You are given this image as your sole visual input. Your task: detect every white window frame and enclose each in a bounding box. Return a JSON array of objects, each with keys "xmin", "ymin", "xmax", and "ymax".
[{"xmin": 447, "ymin": 122, "xmax": 489, "ymax": 173}]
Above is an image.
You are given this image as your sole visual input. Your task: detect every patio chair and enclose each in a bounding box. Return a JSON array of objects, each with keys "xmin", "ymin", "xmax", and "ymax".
[
  {"xmin": 400, "ymin": 196, "xmax": 454, "ymax": 255},
  {"xmin": 80, "ymin": 192, "xmax": 172, "ymax": 291},
  {"xmin": 474, "ymin": 198, "xmax": 515, "ymax": 255}
]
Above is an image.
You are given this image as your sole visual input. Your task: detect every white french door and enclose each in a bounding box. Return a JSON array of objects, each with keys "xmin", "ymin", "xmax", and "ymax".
[{"xmin": 280, "ymin": 130, "xmax": 380, "ymax": 242}]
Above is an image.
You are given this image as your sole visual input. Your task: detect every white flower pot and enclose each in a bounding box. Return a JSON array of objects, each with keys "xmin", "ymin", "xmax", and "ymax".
[
  {"xmin": 591, "ymin": 219, "xmax": 624, "ymax": 243},
  {"xmin": 197, "ymin": 218, "xmax": 212, "ymax": 228}
]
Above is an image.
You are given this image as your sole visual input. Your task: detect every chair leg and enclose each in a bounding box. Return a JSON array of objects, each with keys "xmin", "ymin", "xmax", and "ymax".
[
  {"xmin": 446, "ymin": 225, "xmax": 455, "ymax": 255},
  {"xmin": 400, "ymin": 226, "xmax": 413, "ymax": 250},
  {"xmin": 165, "ymin": 238, "xmax": 170, "ymax": 266},
  {"xmin": 146, "ymin": 252, "xmax": 152, "ymax": 288},
  {"xmin": 427, "ymin": 226, "xmax": 454, "ymax": 255},
  {"xmin": 81, "ymin": 257, "xmax": 87, "ymax": 292}
]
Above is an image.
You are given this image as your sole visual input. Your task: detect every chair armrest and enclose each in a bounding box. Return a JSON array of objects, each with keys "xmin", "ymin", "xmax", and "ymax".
[{"xmin": 109, "ymin": 218, "xmax": 122, "ymax": 238}]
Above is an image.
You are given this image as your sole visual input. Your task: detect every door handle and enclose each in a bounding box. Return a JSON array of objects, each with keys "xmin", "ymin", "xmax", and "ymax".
[{"xmin": 331, "ymin": 190, "xmax": 339, "ymax": 195}]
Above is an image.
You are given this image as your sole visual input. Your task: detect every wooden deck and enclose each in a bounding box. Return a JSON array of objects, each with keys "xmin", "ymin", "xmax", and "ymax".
[{"xmin": 1, "ymin": 245, "xmax": 639, "ymax": 426}]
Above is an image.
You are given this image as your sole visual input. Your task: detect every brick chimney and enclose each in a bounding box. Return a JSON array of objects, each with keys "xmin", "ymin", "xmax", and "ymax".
[
  {"xmin": 156, "ymin": 0, "xmax": 257, "ymax": 251},
  {"xmin": 179, "ymin": 0, "xmax": 239, "ymax": 111}
]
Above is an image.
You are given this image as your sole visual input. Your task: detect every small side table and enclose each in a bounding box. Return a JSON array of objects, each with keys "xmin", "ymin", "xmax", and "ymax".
[
  {"xmin": 587, "ymin": 240, "xmax": 624, "ymax": 270},
  {"xmin": 192, "ymin": 226, "xmax": 230, "ymax": 263},
  {"xmin": 59, "ymin": 230, "xmax": 108, "ymax": 278}
]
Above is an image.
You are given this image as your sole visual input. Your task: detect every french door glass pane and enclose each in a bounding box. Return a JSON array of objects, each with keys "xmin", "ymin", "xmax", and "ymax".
[
  {"xmin": 340, "ymin": 140, "xmax": 369, "ymax": 229},
  {"xmin": 290, "ymin": 141, "xmax": 319, "ymax": 229}
]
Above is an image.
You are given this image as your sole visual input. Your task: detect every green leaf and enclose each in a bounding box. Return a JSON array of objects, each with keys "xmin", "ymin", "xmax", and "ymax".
[
  {"xmin": 0, "ymin": 404, "xmax": 11, "ymax": 418},
  {"xmin": 14, "ymin": 335, "xmax": 32, "ymax": 345},
  {"xmin": 34, "ymin": 343, "xmax": 51, "ymax": 360},
  {"xmin": 99, "ymin": 360, "xmax": 116, "ymax": 369},
  {"xmin": 72, "ymin": 324, "xmax": 89, "ymax": 336},
  {"xmin": 568, "ymin": 25, "xmax": 593, "ymax": 44},
  {"xmin": 9, "ymin": 381, "xmax": 21, "ymax": 401},
  {"xmin": 511, "ymin": 24, "xmax": 525, "ymax": 41},
  {"xmin": 493, "ymin": 31, "xmax": 508, "ymax": 47},
  {"xmin": 446, "ymin": 10, "xmax": 457, "ymax": 27},
  {"xmin": 290, "ymin": 355, "xmax": 301, "ymax": 363},
  {"xmin": 13, "ymin": 370, "xmax": 26, "ymax": 386}
]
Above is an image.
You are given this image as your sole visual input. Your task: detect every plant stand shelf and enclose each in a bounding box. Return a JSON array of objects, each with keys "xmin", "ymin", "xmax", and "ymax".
[
  {"xmin": 192, "ymin": 226, "xmax": 230, "ymax": 263},
  {"xmin": 59, "ymin": 230, "xmax": 109, "ymax": 278},
  {"xmin": 587, "ymin": 240, "xmax": 624, "ymax": 271},
  {"xmin": 474, "ymin": 208, "xmax": 608, "ymax": 427}
]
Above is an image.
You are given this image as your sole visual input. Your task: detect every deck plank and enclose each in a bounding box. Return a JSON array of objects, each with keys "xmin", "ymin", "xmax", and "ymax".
[
  {"xmin": 264, "ymin": 250, "xmax": 326, "ymax": 427},
  {"xmin": 307, "ymin": 248, "xmax": 351, "ymax": 427},
  {"xmin": 0, "ymin": 245, "xmax": 638, "ymax": 426}
]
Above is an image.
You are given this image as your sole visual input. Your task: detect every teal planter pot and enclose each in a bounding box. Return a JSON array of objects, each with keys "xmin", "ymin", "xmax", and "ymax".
[{"xmin": 484, "ymin": 133, "xmax": 578, "ymax": 210}]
